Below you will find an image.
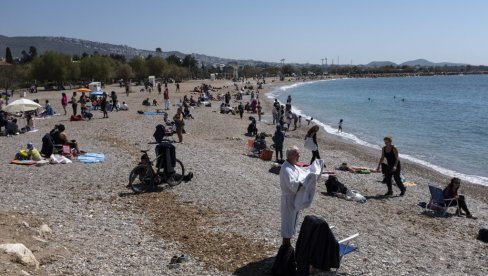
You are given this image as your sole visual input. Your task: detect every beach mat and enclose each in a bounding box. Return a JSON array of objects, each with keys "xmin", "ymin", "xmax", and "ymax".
[
  {"xmin": 10, "ymin": 160, "xmax": 36, "ymax": 165},
  {"xmin": 138, "ymin": 111, "xmax": 166, "ymax": 115},
  {"xmin": 78, "ymin": 153, "xmax": 105, "ymax": 163}
]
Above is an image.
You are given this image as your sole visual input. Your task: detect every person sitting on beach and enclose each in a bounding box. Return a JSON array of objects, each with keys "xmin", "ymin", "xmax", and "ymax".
[
  {"xmin": 24, "ymin": 112, "xmax": 34, "ymax": 132},
  {"xmin": 183, "ymin": 105, "xmax": 194, "ymax": 119},
  {"xmin": 51, "ymin": 124, "xmax": 81, "ymax": 154},
  {"xmin": 153, "ymin": 99, "xmax": 158, "ymax": 106},
  {"xmin": 120, "ymin": 101, "xmax": 129, "ymax": 111},
  {"xmin": 247, "ymin": 119, "xmax": 258, "ymax": 137},
  {"xmin": 142, "ymin": 98, "xmax": 151, "ymax": 106},
  {"xmin": 443, "ymin": 177, "xmax": 477, "ymax": 219},
  {"xmin": 6, "ymin": 119, "xmax": 19, "ymax": 135},
  {"xmin": 41, "ymin": 100, "xmax": 54, "ymax": 116}
]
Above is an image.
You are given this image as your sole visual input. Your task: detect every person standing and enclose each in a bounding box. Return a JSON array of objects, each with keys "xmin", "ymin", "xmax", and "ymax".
[
  {"xmin": 164, "ymin": 88, "xmax": 170, "ymax": 110},
  {"xmin": 173, "ymin": 107, "xmax": 185, "ymax": 143},
  {"xmin": 338, "ymin": 119, "xmax": 343, "ymax": 133},
  {"xmin": 101, "ymin": 93, "xmax": 108, "ymax": 118},
  {"xmin": 125, "ymin": 83, "xmax": 130, "ymax": 96},
  {"xmin": 71, "ymin": 92, "xmax": 78, "ymax": 116},
  {"xmin": 61, "ymin": 92, "xmax": 68, "ymax": 115},
  {"xmin": 157, "ymin": 82, "xmax": 162, "ymax": 95},
  {"xmin": 273, "ymin": 125, "xmax": 285, "ymax": 161},
  {"xmin": 111, "ymin": 91, "xmax": 119, "ymax": 111},
  {"xmin": 176, "ymin": 83, "xmax": 180, "ymax": 93},
  {"xmin": 376, "ymin": 136, "xmax": 406, "ymax": 196},
  {"xmin": 443, "ymin": 177, "xmax": 477, "ymax": 219},
  {"xmin": 305, "ymin": 125, "xmax": 321, "ymax": 164},
  {"xmin": 279, "ymin": 146, "xmax": 304, "ymax": 246},
  {"xmin": 238, "ymin": 102, "xmax": 244, "ymax": 119},
  {"xmin": 257, "ymin": 101, "xmax": 262, "ymax": 121}
]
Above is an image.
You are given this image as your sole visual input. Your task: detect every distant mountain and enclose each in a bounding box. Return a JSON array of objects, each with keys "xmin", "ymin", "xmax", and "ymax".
[
  {"xmin": 366, "ymin": 61, "xmax": 398, "ymax": 67},
  {"xmin": 0, "ymin": 35, "xmax": 267, "ymax": 66},
  {"xmin": 400, "ymin": 58, "xmax": 467, "ymax": 67}
]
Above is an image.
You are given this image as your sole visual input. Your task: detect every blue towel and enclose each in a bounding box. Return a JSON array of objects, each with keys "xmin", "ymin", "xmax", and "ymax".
[
  {"xmin": 143, "ymin": 112, "xmax": 165, "ymax": 115},
  {"xmin": 78, "ymin": 153, "xmax": 105, "ymax": 163}
]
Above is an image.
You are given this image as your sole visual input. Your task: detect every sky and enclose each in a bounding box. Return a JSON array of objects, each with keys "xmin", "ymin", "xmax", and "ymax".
[{"xmin": 2, "ymin": 0, "xmax": 487, "ymax": 65}]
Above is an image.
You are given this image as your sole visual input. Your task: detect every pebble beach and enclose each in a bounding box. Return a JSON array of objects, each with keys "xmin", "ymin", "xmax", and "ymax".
[{"xmin": 0, "ymin": 78, "xmax": 487, "ymax": 275}]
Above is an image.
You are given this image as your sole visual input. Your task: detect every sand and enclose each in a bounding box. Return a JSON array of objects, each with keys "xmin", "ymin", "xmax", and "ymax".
[{"xmin": 0, "ymin": 78, "xmax": 486, "ymax": 275}]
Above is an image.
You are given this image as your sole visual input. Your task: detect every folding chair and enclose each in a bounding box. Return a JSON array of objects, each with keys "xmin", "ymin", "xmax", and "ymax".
[
  {"xmin": 427, "ymin": 185, "xmax": 458, "ymax": 216},
  {"xmin": 330, "ymin": 226, "xmax": 359, "ymax": 275}
]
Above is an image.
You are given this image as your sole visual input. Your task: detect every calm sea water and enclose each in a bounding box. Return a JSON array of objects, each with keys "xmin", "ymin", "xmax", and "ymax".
[{"xmin": 267, "ymin": 75, "xmax": 488, "ymax": 186}]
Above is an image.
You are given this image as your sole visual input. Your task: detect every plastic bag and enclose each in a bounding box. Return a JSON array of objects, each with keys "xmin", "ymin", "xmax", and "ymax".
[{"xmin": 304, "ymin": 137, "xmax": 318, "ymax": 151}]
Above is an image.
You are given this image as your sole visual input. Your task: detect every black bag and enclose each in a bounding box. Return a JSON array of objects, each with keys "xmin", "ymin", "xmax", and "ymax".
[
  {"xmin": 325, "ymin": 175, "xmax": 348, "ymax": 195},
  {"xmin": 269, "ymin": 165, "xmax": 281, "ymax": 175},
  {"xmin": 183, "ymin": 172, "xmax": 194, "ymax": 182},
  {"xmin": 41, "ymin": 133, "xmax": 54, "ymax": 157},
  {"xmin": 478, "ymin": 228, "xmax": 488, "ymax": 243},
  {"xmin": 271, "ymin": 244, "xmax": 296, "ymax": 276}
]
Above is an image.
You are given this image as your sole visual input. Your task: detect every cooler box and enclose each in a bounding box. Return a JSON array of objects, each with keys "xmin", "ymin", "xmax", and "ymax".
[{"xmin": 260, "ymin": 149, "xmax": 273, "ymax": 161}]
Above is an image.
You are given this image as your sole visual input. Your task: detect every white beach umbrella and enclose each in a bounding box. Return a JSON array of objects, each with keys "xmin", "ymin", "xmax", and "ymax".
[{"xmin": 3, "ymin": 98, "xmax": 42, "ymax": 113}]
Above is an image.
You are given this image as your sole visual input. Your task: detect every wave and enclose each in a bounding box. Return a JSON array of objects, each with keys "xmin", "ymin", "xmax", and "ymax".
[{"xmin": 266, "ymin": 81, "xmax": 488, "ymax": 187}]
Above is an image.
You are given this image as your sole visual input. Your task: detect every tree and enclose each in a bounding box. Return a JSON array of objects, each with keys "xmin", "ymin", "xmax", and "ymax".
[
  {"xmin": 5, "ymin": 47, "xmax": 13, "ymax": 64},
  {"xmin": 155, "ymin": 47, "xmax": 162, "ymax": 53},
  {"xmin": 116, "ymin": 64, "xmax": 134, "ymax": 80},
  {"xmin": 29, "ymin": 51, "xmax": 73, "ymax": 83},
  {"xmin": 166, "ymin": 54, "xmax": 182, "ymax": 66},
  {"xmin": 128, "ymin": 56, "xmax": 147, "ymax": 79},
  {"xmin": 182, "ymin": 55, "xmax": 197, "ymax": 69},
  {"xmin": 79, "ymin": 55, "xmax": 115, "ymax": 82},
  {"xmin": 29, "ymin": 46, "xmax": 38, "ymax": 60},
  {"xmin": 146, "ymin": 56, "xmax": 166, "ymax": 76}
]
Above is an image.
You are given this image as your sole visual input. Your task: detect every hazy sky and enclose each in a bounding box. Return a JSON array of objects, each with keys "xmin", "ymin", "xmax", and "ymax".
[{"xmin": 2, "ymin": 0, "xmax": 487, "ymax": 65}]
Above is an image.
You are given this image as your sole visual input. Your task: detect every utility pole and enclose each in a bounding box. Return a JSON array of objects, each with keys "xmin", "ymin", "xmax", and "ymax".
[
  {"xmin": 280, "ymin": 58, "xmax": 285, "ymax": 67},
  {"xmin": 321, "ymin": 58, "xmax": 325, "ymax": 66}
]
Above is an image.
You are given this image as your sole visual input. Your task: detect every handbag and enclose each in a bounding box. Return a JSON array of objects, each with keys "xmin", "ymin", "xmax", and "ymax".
[{"xmin": 304, "ymin": 137, "xmax": 317, "ymax": 151}]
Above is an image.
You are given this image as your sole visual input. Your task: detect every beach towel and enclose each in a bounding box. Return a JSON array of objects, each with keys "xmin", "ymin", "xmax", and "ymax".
[
  {"xmin": 10, "ymin": 160, "xmax": 36, "ymax": 165},
  {"xmin": 403, "ymin": 181, "xmax": 417, "ymax": 187},
  {"xmin": 138, "ymin": 111, "xmax": 166, "ymax": 115},
  {"xmin": 77, "ymin": 153, "xmax": 105, "ymax": 163},
  {"xmin": 49, "ymin": 154, "xmax": 72, "ymax": 164}
]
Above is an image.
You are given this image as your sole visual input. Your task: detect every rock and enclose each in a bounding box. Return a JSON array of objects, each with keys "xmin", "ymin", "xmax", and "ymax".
[
  {"xmin": 39, "ymin": 224, "xmax": 52, "ymax": 238},
  {"xmin": 0, "ymin": 243, "xmax": 40, "ymax": 269}
]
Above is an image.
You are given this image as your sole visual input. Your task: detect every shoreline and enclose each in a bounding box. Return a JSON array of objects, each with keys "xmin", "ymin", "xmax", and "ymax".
[{"xmin": 264, "ymin": 78, "xmax": 488, "ymax": 190}]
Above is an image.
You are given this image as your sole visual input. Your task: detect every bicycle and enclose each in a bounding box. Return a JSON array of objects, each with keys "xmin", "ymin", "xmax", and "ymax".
[{"xmin": 128, "ymin": 143, "xmax": 184, "ymax": 193}]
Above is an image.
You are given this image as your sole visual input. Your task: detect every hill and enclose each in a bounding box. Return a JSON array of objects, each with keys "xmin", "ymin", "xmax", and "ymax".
[{"xmin": 0, "ymin": 35, "xmax": 265, "ymax": 66}]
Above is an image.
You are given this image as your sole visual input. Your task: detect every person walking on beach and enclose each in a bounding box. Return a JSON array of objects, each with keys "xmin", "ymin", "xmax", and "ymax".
[
  {"xmin": 338, "ymin": 119, "xmax": 343, "ymax": 133},
  {"xmin": 61, "ymin": 92, "xmax": 68, "ymax": 115},
  {"xmin": 443, "ymin": 177, "xmax": 477, "ymax": 219},
  {"xmin": 305, "ymin": 125, "xmax": 321, "ymax": 164},
  {"xmin": 71, "ymin": 92, "xmax": 78, "ymax": 116},
  {"xmin": 157, "ymin": 82, "xmax": 162, "ymax": 95},
  {"xmin": 273, "ymin": 125, "xmax": 285, "ymax": 161},
  {"xmin": 257, "ymin": 102, "xmax": 262, "ymax": 121},
  {"xmin": 376, "ymin": 136, "xmax": 406, "ymax": 196},
  {"xmin": 125, "ymin": 83, "xmax": 130, "ymax": 96},
  {"xmin": 164, "ymin": 88, "xmax": 170, "ymax": 110}
]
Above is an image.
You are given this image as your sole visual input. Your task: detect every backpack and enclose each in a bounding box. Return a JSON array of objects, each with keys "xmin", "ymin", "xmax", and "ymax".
[
  {"xmin": 478, "ymin": 228, "xmax": 488, "ymax": 243},
  {"xmin": 325, "ymin": 175, "xmax": 348, "ymax": 195},
  {"xmin": 271, "ymin": 244, "xmax": 296, "ymax": 276}
]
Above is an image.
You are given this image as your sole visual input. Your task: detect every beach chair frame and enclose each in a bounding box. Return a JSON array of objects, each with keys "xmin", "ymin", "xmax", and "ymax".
[
  {"xmin": 329, "ymin": 225, "xmax": 359, "ymax": 275},
  {"xmin": 427, "ymin": 185, "xmax": 458, "ymax": 216}
]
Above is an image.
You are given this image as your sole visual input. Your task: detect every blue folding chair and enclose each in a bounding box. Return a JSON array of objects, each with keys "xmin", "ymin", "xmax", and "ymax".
[
  {"xmin": 427, "ymin": 185, "xmax": 458, "ymax": 216},
  {"xmin": 330, "ymin": 226, "xmax": 359, "ymax": 275}
]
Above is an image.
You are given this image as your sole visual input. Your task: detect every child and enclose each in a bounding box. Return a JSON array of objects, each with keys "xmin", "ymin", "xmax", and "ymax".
[{"xmin": 338, "ymin": 119, "xmax": 343, "ymax": 132}]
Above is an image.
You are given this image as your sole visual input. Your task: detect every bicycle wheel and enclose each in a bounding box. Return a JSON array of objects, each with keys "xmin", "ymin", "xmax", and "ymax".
[
  {"xmin": 166, "ymin": 159, "xmax": 185, "ymax": 186},
  {"xmin": 129, "ymin": 165, "xmax": 154, "ymax": 193}
]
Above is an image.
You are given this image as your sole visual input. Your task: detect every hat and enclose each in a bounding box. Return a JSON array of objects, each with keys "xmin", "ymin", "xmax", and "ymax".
[{"xmin": 27, "ymin": 143, "xmax": 34, "ymax": 150}]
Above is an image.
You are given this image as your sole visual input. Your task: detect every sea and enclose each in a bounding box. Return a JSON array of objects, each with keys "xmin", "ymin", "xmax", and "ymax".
[{"xmin": 267, "ymin": 75, "xmax": 488, "ymax": 186}]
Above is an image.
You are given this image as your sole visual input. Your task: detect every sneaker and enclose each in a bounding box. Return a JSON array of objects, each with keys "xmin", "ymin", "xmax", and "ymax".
[
  {"xmin": 170, "ymin": 255, "xmax": 179, "ymax": 264},
  {"xmin": 400, "ymin": 188, "xmax": 406, "ymax": 196},
  {"xmin": 384, "ymin": 191, "xmax": 393, "ymax": 196},
  {"xmin": 466, "ymin": 214, "xmax": 478, "ymax": 220},
  {"xmin": 177, "ymin": 254, "xmax": 188, "ymax": 263}
]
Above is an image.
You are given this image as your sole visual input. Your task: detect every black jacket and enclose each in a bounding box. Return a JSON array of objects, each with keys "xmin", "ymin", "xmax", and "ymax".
[{"xmin": 295, "ymin": 215, "xmax": 340, "ymax": 275}]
